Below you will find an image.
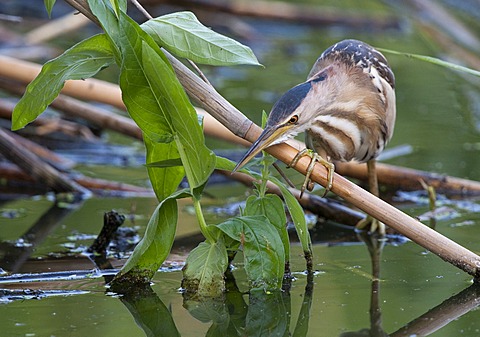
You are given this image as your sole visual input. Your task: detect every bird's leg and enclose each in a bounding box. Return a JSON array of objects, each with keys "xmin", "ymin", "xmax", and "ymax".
[
  {"xmin": 289, "ymin": 149, "xmax": 335, "ymax": 198},
  {"xmin": 356, "ymin": 159, "xmax": 386, "ymax": 236}
]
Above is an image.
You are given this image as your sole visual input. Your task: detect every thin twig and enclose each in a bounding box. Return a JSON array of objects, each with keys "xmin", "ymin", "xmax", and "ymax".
[
  {"xmin": 273, "ymin": 162, "xmax": 296, "ymax": 189},
  {"xmin": 63, "ymin": 0, "xmax": 99, "ymax": 25},
  {"xmin": 130, "ymin": 0, "xmax": 153, "ymax": 19},
  {"xmin": 187, "ymin": 59, "xmax": 212, "ymax": 86}
]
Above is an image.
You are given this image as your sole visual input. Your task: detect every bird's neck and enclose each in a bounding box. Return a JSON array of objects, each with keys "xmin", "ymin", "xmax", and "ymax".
[{"xmin": 309, "ymin": 63, "xmax": 383, "ymax": 120}]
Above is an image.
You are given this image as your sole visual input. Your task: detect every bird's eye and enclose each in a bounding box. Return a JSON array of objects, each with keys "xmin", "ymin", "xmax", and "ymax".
[{"xmin": 289, "ymin": 115, "xmax": 299, "ymax": 124}]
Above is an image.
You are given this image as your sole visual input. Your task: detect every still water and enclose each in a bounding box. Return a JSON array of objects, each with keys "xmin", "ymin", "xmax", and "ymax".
[{"xmin": 2, "ymin": 1, "xmax": 480, "ymax": 336}]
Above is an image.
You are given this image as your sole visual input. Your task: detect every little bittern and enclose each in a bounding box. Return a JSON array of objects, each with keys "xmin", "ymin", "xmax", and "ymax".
[{"xmin": 234, "ymin": 39, "xmax": 396, "ymax": 235}]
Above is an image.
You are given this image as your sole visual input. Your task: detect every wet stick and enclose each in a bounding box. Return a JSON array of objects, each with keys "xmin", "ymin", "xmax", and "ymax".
[
  {"xmin": 0, "ymin": 127, "xmax": 88, "ymax": 195},
  {"xmin": 335, "ymin": 161, "xmax": 480, "ymax": 195},
  {"xmin": 0, "ymin": 162, "xmax": 153, "ymax": 196}
]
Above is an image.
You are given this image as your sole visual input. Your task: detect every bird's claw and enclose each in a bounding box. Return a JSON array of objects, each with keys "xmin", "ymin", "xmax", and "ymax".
[
  {"xmin": 356, "ymin": 216, "xmax": 386, "ymax": 236},
  {"xmin": 289, "ymin": 149, "xmax": 335, "ymax": 198}
]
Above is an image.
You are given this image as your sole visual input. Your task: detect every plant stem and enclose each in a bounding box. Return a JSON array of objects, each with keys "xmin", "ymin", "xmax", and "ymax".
[
  {"xmin": 193, "ymin": 197, "xmax": 214, "ymax": 243},
  {"xmin": 257, "ymin": 155, "xmax": 269, "ymax": 197}
]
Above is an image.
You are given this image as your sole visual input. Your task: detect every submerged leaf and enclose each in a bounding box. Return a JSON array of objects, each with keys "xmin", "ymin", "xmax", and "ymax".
[
  {"xmin": 12, "ymin": 34, "xmax": 114, "ymax": 130},
  {"xmin": 217, "ymin": 216, "xmax": 285, "ymax": 290},
  {"xmin": 142, "ymin": 11, "xmax": 261, "ymax": 66},
  {"xmin": 182, "ymin": 237, "xmax": 229, "ymax": 298}
]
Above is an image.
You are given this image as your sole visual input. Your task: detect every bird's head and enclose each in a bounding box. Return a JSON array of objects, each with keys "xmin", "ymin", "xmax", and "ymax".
[{"xmin": 233, "ymin": 70, "xmax": 330, "ymax": 172}]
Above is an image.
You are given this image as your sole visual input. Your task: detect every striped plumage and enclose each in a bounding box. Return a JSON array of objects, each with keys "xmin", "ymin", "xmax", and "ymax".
[
  {"xmin": 234, "ymin": 40, "xmax": 396, "ymax": 234},
  {"xmin": 304, "ymin": 39, "xmax": 396, "ymax": 163}
]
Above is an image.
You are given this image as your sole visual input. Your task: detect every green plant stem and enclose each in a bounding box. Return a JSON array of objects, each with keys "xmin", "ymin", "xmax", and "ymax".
[
  {"xmin": 257, "ymin": 157, "xmax": 268, "ymax": 197},
  {"xmin": 193, "ymin": 197, "xmax": 214, "ymax": 243}
]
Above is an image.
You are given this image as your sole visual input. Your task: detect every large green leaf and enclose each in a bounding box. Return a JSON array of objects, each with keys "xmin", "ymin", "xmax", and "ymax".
[
  {"xmin": 244, "ymin": 194, "xmax": 290, "ymax": 262},
  {"xmin": 144, "ymin": 135, "xmax": 184, "ymax": 201},
  {"xmin": 142, "ymin": 11, "xmax": 261, "ymax": 66},
  {"xmin": 114, "ymin": 16, "xmax": 176, "ymax": 143},
  {"xmin": 217, "ymin": 216, "xmax": 285, "ymax": 290},
  {"xmin": 90, "ymin": 1, "xmax": 216, "ymax": 192},
  {"xmin": 108, "ymin": 0, "xmax": 127, "ymax": 18},
  {"xmin": 11, "ymin": 34, "xmax": 114, "ymax": 130},
  {"xmin": 140, "ymin": 41, "xmax": 216, "ymax": 193},
  {"xmin": 182, "ymin": 237, "xmax": 229, "ymax": 298},
  {"xmin": 112, "ymin": 189, "xmax": 190, "ymax": 286}
]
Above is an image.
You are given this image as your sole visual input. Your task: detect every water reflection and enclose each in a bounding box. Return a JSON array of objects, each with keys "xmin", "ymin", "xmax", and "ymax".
[
  {"xmin": 118, "ymin": 269, "xmax": 314, "ymax": 337},
  {"xmin": 115, "ymin": 258, "xmax": 480, "ymax": 337},
  {"xmin": 1, "ymin": 230, "xmax": 479, "ymax": 336},
  {"xmin": 120, "ymin": 284, "xmax": 181, "ymax": 337},
  {"xmin": 390, "ymin": 284, "xmax": 480, "ymax": 336},
  {"xmin": 0, "ymin": 200, "xmax": 81, "ymax": 273},
  {"xmin": 1, "ymin": 204, "xmax": 479, "ymax": 335},
  {"xmin": 114, "ymin": 230, "xmax": 478, "ymax": 336}
]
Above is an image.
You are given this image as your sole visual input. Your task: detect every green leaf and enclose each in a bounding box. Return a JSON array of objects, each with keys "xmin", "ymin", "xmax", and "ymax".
[
  {"xmin": 88, "ymin": 0, "xmax": 121, "ymax": 41},
  {"xmin": 90, "ymin": 2, "xmax": 219, "ymax": 286},
  {"xmin": 144, "ymin": 135, "xmax": 184, "ymax": 201},
  {"xmin": 215, "ymin": 155, "xmax": 311, "ymax": 262},
  {"xmin": 142, "ymin": 11, "xmax": 261, "ymax": 66},
  {"xmin": 12, "ymin": 34, "xmax": 114, "ymax": 130},
  {"xmin": 145, "ymin": 158, "xmax": 183, "ymax": 168},
  {"xmin": 269, "ymin": 176, "xmax": 312, "ymax": 257},
  {"xmin": 217, "ymin": 216, "xmax": 285, "ymax": 290},
  {"xmin": 244, "ymin": 194, "xmax": 290, "ymax": 262},
  {"xmin": 141, "ymin": 41, "xmax": 216, "ymax": 194},
  {"xmin": 214, "ymin": 156, "xmax": 237, "ymax": 171},
  {"xmin": 44, "ymin": 0, "xmax": 56, "ymax": 17},
  {"xmin": 114, "ymin": 17, "xmax": 176, "ymax": 143},
  {"xmin": 378, "ymin": 48, "xmax": 480, "ymax": 78},
  {"xmin": 113, "ymin": 189, "xmax": 190, "ymax": 285},
  {"xmin": 182, "ymin": 237, "xmax": 229, "ymax": 298},
  {"xmin": 97, "ymin": 8, "xmax": 215, "ymax": 194},
  {"xmin": 108, "ymin": 0, "xmax": 127, "ymax": 17}
]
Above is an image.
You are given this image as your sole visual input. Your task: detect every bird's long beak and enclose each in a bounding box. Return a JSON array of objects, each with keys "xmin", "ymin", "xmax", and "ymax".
[{"xmin": 232, "ymin": 126, "xmax": 286, "ymax": 172}]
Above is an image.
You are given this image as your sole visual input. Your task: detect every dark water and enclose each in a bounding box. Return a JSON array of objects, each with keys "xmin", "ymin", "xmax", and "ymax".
[{"xmin": 2, "ymin": 1, "xmax": 480, "ymax": 336}]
